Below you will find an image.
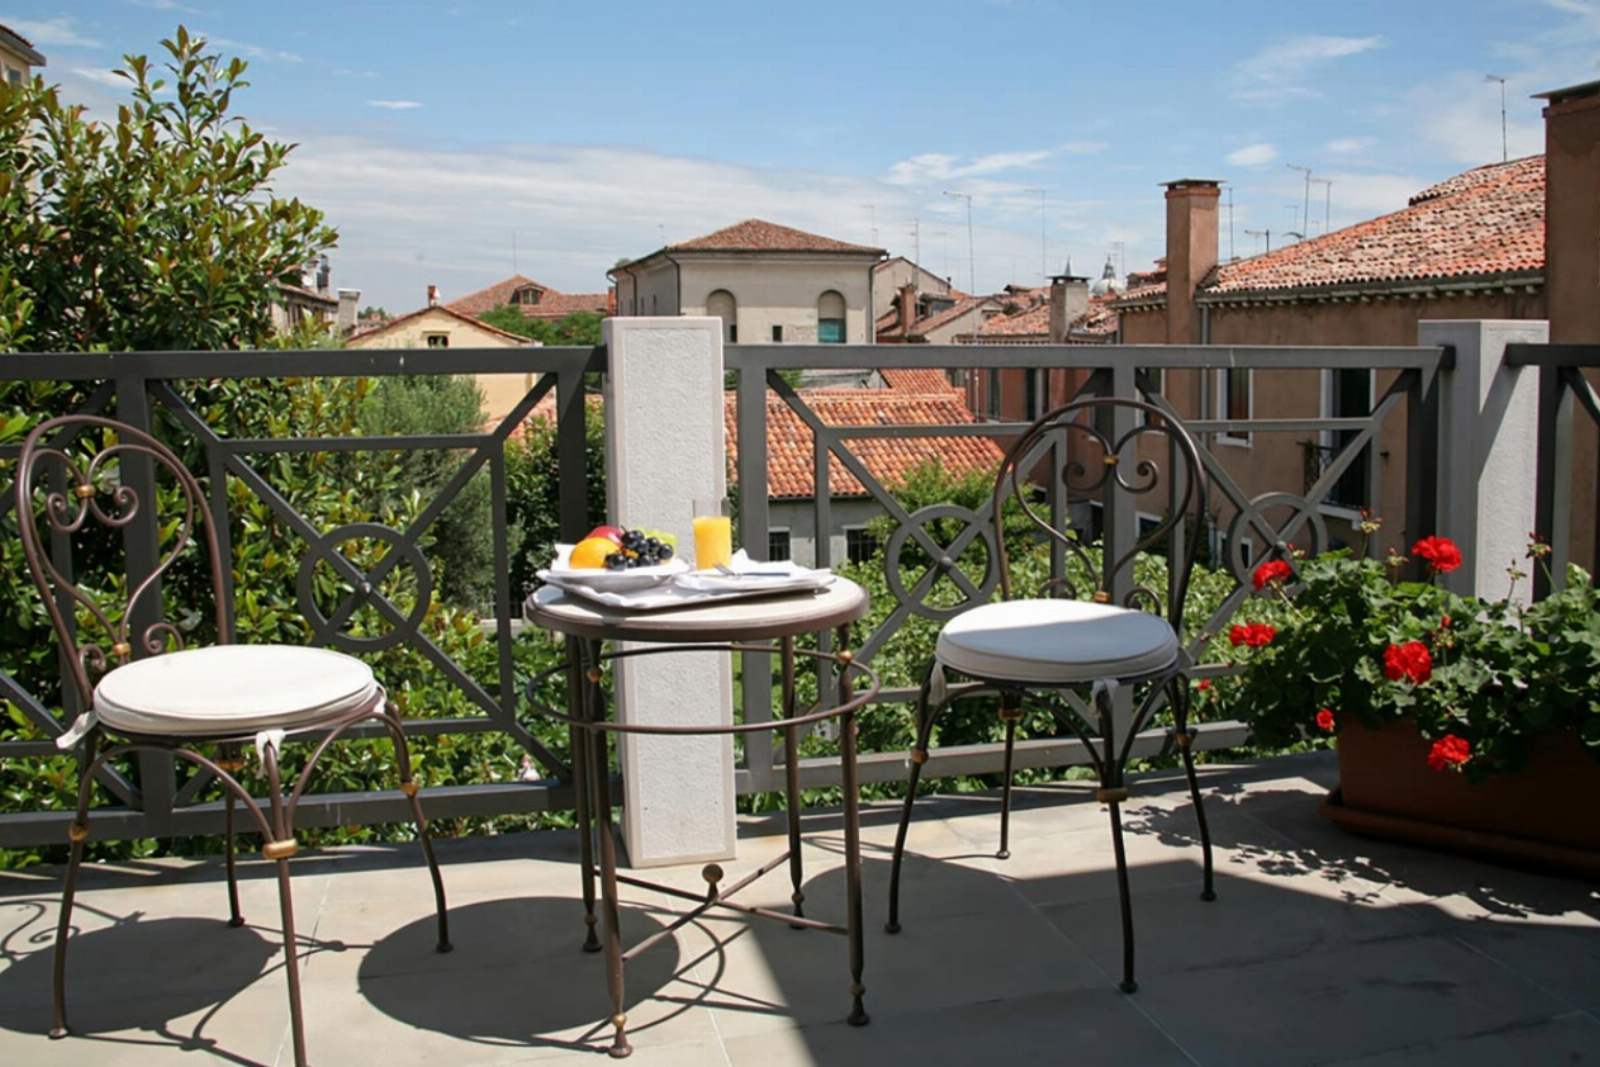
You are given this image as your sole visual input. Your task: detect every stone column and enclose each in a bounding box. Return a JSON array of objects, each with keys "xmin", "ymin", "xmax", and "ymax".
[
  {"xmin": 1422, "ymin": 319, "xmax": 1549, "ymax": 604},
  {"xmin": 602, "ymin": 317, "xmax": 736, "ymax": 867}
]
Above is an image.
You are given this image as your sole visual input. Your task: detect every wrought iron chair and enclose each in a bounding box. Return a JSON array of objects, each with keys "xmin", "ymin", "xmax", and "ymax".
[
  {"xmin": 884, "ymin": 396, "xmax": 1215, "ymax": 993},
  {"xmin": 15, "ymin": 415, "xmax": 451, "ymax": 1067}
]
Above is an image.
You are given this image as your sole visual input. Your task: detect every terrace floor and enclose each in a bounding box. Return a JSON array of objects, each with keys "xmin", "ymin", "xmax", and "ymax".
[{"xmin": 1, "ymin": 752, "xmax": 1597, "ymax": 1066}]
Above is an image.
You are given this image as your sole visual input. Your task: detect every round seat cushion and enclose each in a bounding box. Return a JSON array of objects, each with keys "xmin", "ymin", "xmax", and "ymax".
[
  {"xmin": 93, "ymin": 645, "xmax": 379, "ymax": 737},
  {"xmin": 936, "ymin": 599, "xmax": 1179, "ymax": 685}
]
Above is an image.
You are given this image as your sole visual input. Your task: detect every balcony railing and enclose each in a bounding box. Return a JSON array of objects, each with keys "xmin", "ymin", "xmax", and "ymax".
[{"xmin": 1, "ymin": 340, "xmax": 1459, "ymax": 845}]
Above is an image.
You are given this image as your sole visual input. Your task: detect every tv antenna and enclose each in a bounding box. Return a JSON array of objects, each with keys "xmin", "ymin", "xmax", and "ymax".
[
  {"xmin": 942, "ymin": 191, "xmax": 976, "ymax": 293},
  {"xmin": 1485, "ymin": 74, "xmax": 1508, "ymax": 161},
  {"xmin": 1286, "ymin": 164, "xmax": 1312, "ymax": 242},
  {"xmin": 1310, "ymin": 178, "xmax": 1333, "ymax": 233},
  {"xmin": 1244, "ymin": 226, "xmax": 1271, "ymax": 254}
]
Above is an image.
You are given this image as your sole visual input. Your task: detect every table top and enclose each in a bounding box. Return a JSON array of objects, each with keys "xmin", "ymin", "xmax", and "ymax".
[{"xmin": 525, "ymin": 578, "xmax": 870, "ymax": 643}]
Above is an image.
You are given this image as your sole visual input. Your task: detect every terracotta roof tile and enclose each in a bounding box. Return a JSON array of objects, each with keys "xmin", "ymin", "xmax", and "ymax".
[
  {"xmin": 1113, "ymin": 155, "xmax": 1545, "ymax": 307},
  {"xmin": 448, "ymin": 274, "xmax": 611, "ymax": 321},
  {"xmin": 346, "ymin": 302, "xmax": 532, "ymax": 346},
  {"xmin": 666, "ymin": 218, "xmax": 885, "ymax": 255},
  {"xmin": 723, "ymin": 389, "xmax": 1001, "ymax": 500},
  {"xmin": 879, "ymin": 367, "xmax": 959, "ymax": 392},
  {"xmin": 970, "ymin": 293, "xmax": 1118, "ymax": 340}
]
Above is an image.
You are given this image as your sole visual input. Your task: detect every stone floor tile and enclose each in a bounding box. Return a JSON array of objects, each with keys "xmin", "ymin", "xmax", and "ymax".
[{"xmin": 1323, "ymin": 1010, "xmax": 1600, "ymax": 1066}]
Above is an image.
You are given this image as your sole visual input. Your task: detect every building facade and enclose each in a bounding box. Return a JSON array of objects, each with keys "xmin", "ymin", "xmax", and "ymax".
[
  {"xmin": 611, "ymin": 219, "xmax": 885, "ymax": 345},
  {"xmin": 0, "ymin": 23, "xmax": 43, "ymax": 86}
]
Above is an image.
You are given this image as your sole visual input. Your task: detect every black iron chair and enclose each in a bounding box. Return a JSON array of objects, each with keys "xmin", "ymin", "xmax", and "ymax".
[
  {"xmin": 884, "ymin": 396, "xmax": 1215, "ymax": 993},
  {"xmin": 15, "ymin": 415, "xmax": 451, "ymax": 1067}
]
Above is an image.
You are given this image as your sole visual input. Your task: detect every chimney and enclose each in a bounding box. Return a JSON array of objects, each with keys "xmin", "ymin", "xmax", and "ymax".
[
  {"xmin": 1048, "ymin": 268, "xmax": 1090, "ymax": 343},
  {"xmin": 1161, "ymin": 179, "xmax": 1221, "ymax": 343},
  {"xmin": 315, "ymin": 254, "xmax": 331, "ymax": 297},
  {"xmin": 1537, "ymin": 80, "xmax": 1600, "ymax": 342},
  {"xmin": 897, "ymin": 282, "xmax": 916, "ymax": 331},
  {"xmin": 427, "ymin": 284, "xmax": 440, "ymax": 307},
  {"xmin": 336, "ymin": 288, "xmax": 360, "ymax": 336}
]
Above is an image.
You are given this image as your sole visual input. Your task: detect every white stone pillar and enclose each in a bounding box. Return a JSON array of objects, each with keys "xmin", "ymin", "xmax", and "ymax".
[
  {"xmin": 602, "ymin": 317, "xmax": 736, "ymax": 868},
  {"xmin": 1422, "ymin": 319, "xmax": 1549, "ymax": 604}
]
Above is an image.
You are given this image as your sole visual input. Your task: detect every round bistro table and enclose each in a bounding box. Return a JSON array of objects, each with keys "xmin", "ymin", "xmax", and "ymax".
[{"xmin": 523, "ymin": 579, "xmax": 876, "ymax": 1058}]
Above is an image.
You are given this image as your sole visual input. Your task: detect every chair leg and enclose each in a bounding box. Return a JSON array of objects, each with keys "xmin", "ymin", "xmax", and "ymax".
[
  {"xmin": 384, "ymin": 702, "xmax": 451, "ymax": 952},
  {"xmin": 261, "ymin": 742, "xmax": 310, "ymax": 1067},
  {"xmin": 224, "ymin": 791, "xmax": 245, "ymax": 928},
  {"xmin": 1105, "ymin": 795, "xmax": 1138, "ymax": 994},
  {"xmin": 997, "ymin": 703, "xmax": 1021, "ymax": 861},
  {"xmin": 1170, "ymin": 683, "xmax": 1216, "ymax": 903},
  {"xmin": 886, "ymin": 665, "xmax": 943, "ymax": 935},
  {"xmin": 589, "ymin": 723, "xmax": 631, "ymax": 1058},
  {"xmin": 51, "ymin": 736, "xmax": 99, "ymax": 1040},
  {"xmin": 567, "ymin": 640, "xmax": 601, "ymax": 952},
  {"xmin": 780, "ymin": 636, "xmax": 806, "ymax": 927}
]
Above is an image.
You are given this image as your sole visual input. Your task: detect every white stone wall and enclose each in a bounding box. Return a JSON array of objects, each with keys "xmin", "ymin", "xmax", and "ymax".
[{"xmin": 677, "ymin": 255, "xmax": 876, "ymax": 344}]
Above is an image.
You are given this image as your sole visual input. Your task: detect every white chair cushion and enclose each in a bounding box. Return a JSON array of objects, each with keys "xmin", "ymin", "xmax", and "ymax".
[
  {"xmin": 936, "ymin": 599, "xmax": 1179, "ymax": 685},
  {"xmin": 93, "ymin": 645, "xmax": 379, "ymax": 737}
]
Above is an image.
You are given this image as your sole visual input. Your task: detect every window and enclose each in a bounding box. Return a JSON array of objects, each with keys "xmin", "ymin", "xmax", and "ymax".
[
  {"xmin": 425, "ymin": 333, "xmax": 449, "ymax": 348},
  {"xmin": 1024, "ymin": 368, "xmax": 1044, "ymax": 420},
  {"xmin": 1323, "ymin": 368, "xmax": 1373, "ymax": 511},
  {"xmin": 768, "ymin": 528, "xmax": 792, "ymax": 561},
  {"xmin": 512, "ymin": 285, "xmax": 542, "ymax": 306},
  {"xmin": 1216, "ymin": 367, "xmax": 1252, "ymax": 445},
  {"xmin": 5, "ymin": 68, "xmax": 20, "ymax": 86},
  {"xmin": 651, "ymin": 294, "xmax": 658, "ymax": 314},
  {"xmin": 845, "ymin": 526, "xmax": 880, "ymax": 564},
  {"xmin": 771, "ymin": 324, "xmax": 784, "ymax": 342},
  {"xmin": 986, "ymin": 368, "xmax": 1002, "ymax": 419},
  {"xmin": 817, "ymin": 290, "xmax": 846, "ymax": 343},
  {"xmin": 706, "ymin": 289, "xmax": 737, "ymax": 343}
]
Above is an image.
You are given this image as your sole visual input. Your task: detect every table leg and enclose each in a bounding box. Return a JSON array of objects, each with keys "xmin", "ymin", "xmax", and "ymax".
[
  {"xmin": 586, "ymin": 641, "xmax": 632, "ymax": 1058},
  {"xmin": 780, "ymin": 635, "xmax": 806, "ymax": 927},
  {"xmin": 567, "ymin": 638, "xmax": 601, "ymax": 953},
  {"xmin": 837, "ymin": 625, "xmax": 869, "ymax": 1027}
]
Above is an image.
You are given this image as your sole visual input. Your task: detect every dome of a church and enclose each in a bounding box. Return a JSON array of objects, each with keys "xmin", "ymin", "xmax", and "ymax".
[{"xmin": 1090, "ymin": 255, "xmax": 1123, "ymax": 296}]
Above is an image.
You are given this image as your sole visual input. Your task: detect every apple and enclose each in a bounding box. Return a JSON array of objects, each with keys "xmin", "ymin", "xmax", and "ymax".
[{"xmin": 586, "ymin": 524, "xmax": 624, "ymax": 547}]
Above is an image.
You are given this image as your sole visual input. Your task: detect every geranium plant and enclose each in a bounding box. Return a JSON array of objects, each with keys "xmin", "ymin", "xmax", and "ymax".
[{"xmin": 1219, "ymin": 534, "xmax": 1600, "ymax": 781}]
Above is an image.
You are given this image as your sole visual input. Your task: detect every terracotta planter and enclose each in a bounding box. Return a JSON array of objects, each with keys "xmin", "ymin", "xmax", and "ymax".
[{"xmin": 1321, "ymin": 719, "xmax": 1600, "ymax": 878}]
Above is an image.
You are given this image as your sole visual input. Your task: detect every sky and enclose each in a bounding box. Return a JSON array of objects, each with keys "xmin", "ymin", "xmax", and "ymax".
[{"xmin": 7, "ymin": 1, "xmax": 1597, "ymax": 312}]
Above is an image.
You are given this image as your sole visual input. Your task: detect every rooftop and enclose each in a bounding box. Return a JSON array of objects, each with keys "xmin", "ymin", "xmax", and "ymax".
[
  {"xmin": 447, "ymin": 275, "xmax": 612, "ymax": 323},
  {"xmin": 5, "ymin": 753, "xmax": 1594, "ymax": 1064},
  {"xmin": 0, "ymin": 22, "xmax": 45, "ymax": 66},
  {"xmin": 619, "ymin": 220, "xmax": 887, "ymax": 272},
  {"xmin": 1115, "ymin": 156, "xmax": 1545, "ymax": 307}
]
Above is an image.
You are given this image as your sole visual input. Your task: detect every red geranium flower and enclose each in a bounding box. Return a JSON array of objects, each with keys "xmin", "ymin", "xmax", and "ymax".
[
  {"xmin": 1246, "ymin": 623, "xmax": 1277, "ymax": 648},
  {"xmin": 1412, "ymin": 536, "xmax": 1462, "ymax": 574},
  {"xmin": 1195, "ymin": 678, "xmax": 1212, "ymax": 691},
  {"xmin": 1383, "ymin": 641, "xmax": 1433, "ymax": 684},
  {"xmin": 1315, "ymin": 708, "xmax": 1336, "ymax": 732},
  {"xmin": 1229, "ymin": 624, "xmax": 1248, "ymax": 647},
  {"xmin": 1253, "ymin": 559, "xmax": 1293, "ymax": 590},
  {"xmin": 1426, "ymin": 734, "xmax": 1471, "ymax": 771}
]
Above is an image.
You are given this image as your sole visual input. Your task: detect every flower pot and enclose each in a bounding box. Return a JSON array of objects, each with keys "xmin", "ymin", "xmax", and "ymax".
[{"xmin": 1321, "ymin": 719, "xmax": 1600, "ymax": 879}]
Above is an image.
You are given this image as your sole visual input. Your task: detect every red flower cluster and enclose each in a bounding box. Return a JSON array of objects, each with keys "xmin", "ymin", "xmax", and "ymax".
[
  {"xmin": 1411, "ymin": 536, "xmax": 1462, "ymax": 574},
  {"xmin": 1253, "ymin": 559, "xmax": 1293, "ymax": 590},
  {"xmin": 1229, "ymin": 622, "xmax": 1277, "ymax": 648},
  {"xmin": 1383, "ymin": 641, "xmax": 1433, "ymax": 684},
  {"xmin": 1315, "ymin": 708, "xmax": 1336, "ymax": 732},
  {"xmin": 1426, "ymin": 734, "xmax": 1471, "ymax": 771},
  {"xmin": 1195, "ymin": 678, "xmax": 1212, "ymax": 691}
]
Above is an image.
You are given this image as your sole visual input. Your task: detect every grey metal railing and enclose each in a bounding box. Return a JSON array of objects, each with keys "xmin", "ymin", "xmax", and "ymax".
[
  {"xmin": 1506, "ymin": 342, "xmax": 1600, "ymax": 597},
  {"xmin": 729, "ymin": 343, "xmax": 1447, "ymax": 792},
  {"xmin": 0, "ymin": 347, "xmax": 600, "ymax": 847}
]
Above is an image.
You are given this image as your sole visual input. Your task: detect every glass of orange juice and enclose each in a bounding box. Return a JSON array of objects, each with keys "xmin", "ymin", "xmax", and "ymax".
[{"xmin": 692, "ymin": 495, "xmax": 733, "ymax": 571}]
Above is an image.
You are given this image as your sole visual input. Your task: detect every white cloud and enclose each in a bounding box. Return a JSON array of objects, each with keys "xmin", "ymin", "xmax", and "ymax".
[
  {"xmin": 1411, "ymin": 71, "xmax": 1542, "ymax": 165},
  {"xmin": 367, "ymin": 99, "xmax": 423, "ymax": 111},
  {"xmin": 70, "ymin": 67, "xmax": 129, "ymax": 89},
  {"xmin": 885, "ymin": 141, "xmax": 1104, "ymax": 187},
  {"xmin": 129, "ymin": 0, "xmax": 204, "ymax": 11},
  {"xmin": 197, "ymin": 32, "xmax": 303, "ymax": 63},
  {"xmin": 334, "ymin": 68, "xmax": 379, "ymax": 79},
  {"xmin": 1231, "ymin": 34, "xmax": 1385, "ymax": 102},
  {"xmin": 2, "ymin": 16, "xmax": 102, "ymax": 48},
  {"xmin": 1324, "ymin": 136, "xmax": 1374, "ymax": 155},
  {"xmin": 1227, "ymin": 143, "xmax": 1278, "ymax": 166}
]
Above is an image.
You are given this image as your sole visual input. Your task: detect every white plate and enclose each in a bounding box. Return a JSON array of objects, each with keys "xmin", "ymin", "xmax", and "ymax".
[{"xmin": 538, "ymin": 543, "xmax": 689, "ymax": 593}]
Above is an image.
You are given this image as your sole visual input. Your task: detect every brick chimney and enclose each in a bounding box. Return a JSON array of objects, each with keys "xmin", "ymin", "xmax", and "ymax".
[
  {"xmin": 897, "ymin": 282, "xmax": 916, "ymax": 331},
  {"xmin": 427, "ymin": 284, "xmax": 440, "ymax": 307},
  {"xmin": 1537, "ymin": 80, "xmax": 1600, "ymax": 342},
  {"xmin": 1048, "ymin": 268, "xmax": 1090, "ymax": 343},
  {"xmin": 336, "ymin": 288, "xmax": 360, "ymax": 336},
  {"xmin": 1161, "ymin": 179, "xmax": 1221, "ymax": 343}
]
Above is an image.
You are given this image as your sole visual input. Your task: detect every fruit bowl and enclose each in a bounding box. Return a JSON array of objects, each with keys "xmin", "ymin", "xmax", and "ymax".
[{"xmin": 539, "ymin": 543, "xmax": 689, "ymax": 593}]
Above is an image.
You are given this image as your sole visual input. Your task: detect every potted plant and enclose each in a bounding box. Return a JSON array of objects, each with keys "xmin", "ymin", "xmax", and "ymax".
[{"xmin": 1215, "ymin": 532, "xmax": 1600, "ymax": 876}]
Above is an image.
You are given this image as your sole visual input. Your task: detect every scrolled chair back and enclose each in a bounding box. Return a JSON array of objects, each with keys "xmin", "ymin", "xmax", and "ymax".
[
  {"xmin": 991, "ymin": 395, "xmax": 1208, "ymax": 635},
  {"xmin": 14, "ymin": 415, "xmax": 228, "ymax": 709}
]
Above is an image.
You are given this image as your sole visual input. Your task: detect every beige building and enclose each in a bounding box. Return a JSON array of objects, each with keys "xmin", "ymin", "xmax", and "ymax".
[
  {"xmin": 610, "ymin": 219, "xmax": 885, "ymax": 344},
  {"xmin": 871, "ymin": 256, "xmax": 956, "ymax": 321},
  {"xmin": 0, "ymin": 23, "xmax": 43, "ymax": 86},
  {"xmin": 346, "ymin": 287, "xmax": 535, "ymax": 426}
]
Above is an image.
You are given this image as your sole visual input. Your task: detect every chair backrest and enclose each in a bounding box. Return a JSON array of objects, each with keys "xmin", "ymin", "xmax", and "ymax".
[
  {"xmin": 991, "ymin": 396, "xmax": 1207, "ymax": 636},
  {"xmin": 15, "ymin": 415, "xmax": 228, "ymax": 707}
]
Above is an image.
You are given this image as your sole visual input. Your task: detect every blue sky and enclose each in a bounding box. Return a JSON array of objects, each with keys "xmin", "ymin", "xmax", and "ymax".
[{"xmin": 7, "ymin": 1, "xmax": 1596, "ymax": 311}]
